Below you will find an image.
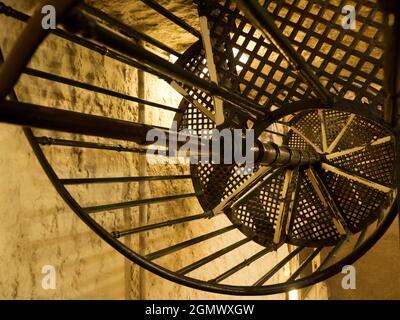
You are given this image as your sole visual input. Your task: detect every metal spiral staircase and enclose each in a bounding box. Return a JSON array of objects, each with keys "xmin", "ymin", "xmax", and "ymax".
[{"xmin": 0, "ymin": 0, "xmax": 399, "ymax": 296}]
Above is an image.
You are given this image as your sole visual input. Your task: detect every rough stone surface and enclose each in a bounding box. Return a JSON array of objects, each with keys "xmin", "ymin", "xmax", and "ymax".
[
  {"xmin": 0, "ymin": 0, "xmax": 287, "ymax": 300},
  {"xmin": 87, "ymin": 0, "xmax": 199, "ymax": 53},
  {"xmin": 1, "ymin": 0, "xmax": 397, "ymax": 301},
  {"xmin": 0, "ymin": 0, "xmax": 139, "ymax": 299}
]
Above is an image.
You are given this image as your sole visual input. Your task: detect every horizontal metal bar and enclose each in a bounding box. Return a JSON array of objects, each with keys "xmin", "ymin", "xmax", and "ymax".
[
  {"xmin": 146, "ymin": 225, "xmax": 236, "ymax": 261},
  {"xmin": 209, "ymin": 248, "xmax": 270, "ymax": 283},
  {"xmin": 0, "ymin": 3, "xmax": 170, "ymax": 81},
  {"xmin": 253, "ymin": 246, "xmax": 304, "ymax": 286},
  {"xmin": 140, "ymin": 0, "xmax": 201, "ymax": 38},
  {"xmin": 0, "ymin": 0, "xmax": 82, "ymax": 100},
  {"xmin": 287, "ymin": 247, "xmax": 323, "ymax": 281},
  {"xmin": 23, "ymin": 67, "xmax": 181, "ymax": 113},
  {"xmin": 112, "ymin": 211, "xmax": 213, "ymax": 238},
  {"xmin": 265, "ymin": 129, "xmax": 285, "ymax": 137},
  {"xmin": 61, "ymin": 11, "xmax": 265, "ymax": 120},
  {"xmin": 36, "ymin": 136, "xmax": 212, "ymax": 158},
  {"xmin": 61, "ymin": 175, "xmax": 192, "ymax": 185},
  {"xmin": 80, "ymin": 3, "xmax": 182, "ymax": 58},
  {"xmin": 176, "ymin": 237, "xmax": 253, "ymax": 275},
  {"xmin": 0, "ymin": 100, "xmax": 170, "ymax": 145},
  {"xmin": 84, "ymin": 192, "xmax": 200, "ymax": 213},
  {"xmin": 36, "ymin": 136, "xmax": 159, "ymax": 154},
  {"xmin": 0, "ymin": 2, "xmax": 29, "ymax": 21}
]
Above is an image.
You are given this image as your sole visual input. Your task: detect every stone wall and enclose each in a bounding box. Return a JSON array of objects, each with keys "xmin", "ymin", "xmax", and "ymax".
[
  {"xmin": 0, "ymin": 0, "xmax": 138, "ymax": 299},
  {"xmin": 0, "ymin": 0, "xmax": 348, "ymax": 300}
]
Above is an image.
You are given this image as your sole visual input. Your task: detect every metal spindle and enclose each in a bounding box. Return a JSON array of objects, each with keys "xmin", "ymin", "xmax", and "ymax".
[
  {"xmin": 61, "ymin": 10, "xmax": 265, "ymax": 119},
  {"xmin": 37, "ymin": 136, "xmax": 157, "ymax": 154},
  {"xmin": 0, "ymin": 3, "xmax": 169, "ymax": 81},
  {"xmin": 287, "ymin": 247, "xmax": 323, "ymax": 282},
  {"xmin": 209, "ymin": 248, "xmax": 270, "ymax": 283},
  {"xmin": 81, "ymin": 3, "xmax": 183, "ymax": 58},
  {"xmin": 112, "ymin": 211, "xmax": 213, "ymax": 238},
  {"xmin": 61, "ymin": 175, "xmax": 192, "ymax": 185},
  {"xmin": 176, "ymin": 237, "xmax": 253, "ymax": 275},
  {"xmin": 140, "ymin": 0, "xmax": 201, "ymax": 38},
  {"xmin": 264, "ymin": 129, "xmax": 286, "ymax": 137},
  {"xmin": 23, "ymin": 67, "xmax": 180, "ymax": 113},
  {"xmin": 0, "ymin": 100, "xmax": 173, "ymax": 145},
  {"xmin": 146, "ymin": 225, "xmax": 236, "ymax": 261},
  {"xmin": 253, "ymin": 246, "xmax": 305, "ymax": 286},
  {"xmin": 84, "ymin": 192, "xmax": 201, "ymax": 214}
]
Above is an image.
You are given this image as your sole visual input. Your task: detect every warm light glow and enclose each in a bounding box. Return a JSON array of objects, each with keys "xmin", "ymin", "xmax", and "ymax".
[
  {"xmin": 288, "ymin": 289, "xmax": 299, "ymax": 300},
  {"xmin": 200, "ymin": 67, "xmax": 209, "ymax": 79},
  {"xmin": 169, "ymin": 54, "xmax": 179, "ymax": 63},
  {"xmin": 232, "ymin": 48, "xmax": 249, "ymax": 72}
]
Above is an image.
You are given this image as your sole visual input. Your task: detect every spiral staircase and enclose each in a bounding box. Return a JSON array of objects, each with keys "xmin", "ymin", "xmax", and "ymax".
[{"xmin": 0, "ymin": 0, "xmax": 399, "ymax": 296}]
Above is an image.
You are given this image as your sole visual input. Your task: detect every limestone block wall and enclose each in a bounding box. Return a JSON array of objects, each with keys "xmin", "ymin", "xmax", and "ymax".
[
  {"xmin": 0, "ymin": 0, "xmax": 139, "ymax": 299},
  {"xmin": 0, "ymin": 0, "xmax": 330, "ymax": 300}
]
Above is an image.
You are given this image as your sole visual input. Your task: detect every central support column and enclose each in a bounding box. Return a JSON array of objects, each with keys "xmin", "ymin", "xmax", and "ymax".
[{"xmin": 255, "ymin": 141, "xmax": 321, "ymax": 167}]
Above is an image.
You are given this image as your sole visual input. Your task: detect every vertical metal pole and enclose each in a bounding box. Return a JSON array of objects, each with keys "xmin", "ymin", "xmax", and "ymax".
[{"xmin": 137, "ymin": 41, "xmax": 148, "ymax": 300}]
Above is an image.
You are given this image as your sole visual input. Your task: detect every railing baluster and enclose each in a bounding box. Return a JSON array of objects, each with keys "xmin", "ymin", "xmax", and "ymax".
[
  {"xmin": 0, "ymin": 100, "xmax": 172, "ymax": 145},
  {"xmin": 37, "ymin": 136, "xmax": 161, "ymax": 154},
  {"xmin": 139, "ymin": 0, "xmax": 201, "ymax": 38},
  {"xmin": 253, "ymin": 246, "xmax": 305, "ymax": 286},
  {"xmin": 287, "ymin": 247, "xmax": 323, "ymax": 282},
  {"xmin": 146, "ymin": 225, "xmax": 236, "ymax": 261},
  {"xmin": 1, "ymin": 3, "xmax": 264, "ymax": 120},
  {"xmin": 84, "ymin": 192, "xmax": 201, "ymax": 214},
  {"xmin": 176, "ymin": 237, "xmax": 253, "ymax": 275},
  {"xmin": 81, "ymin": 3, "xmax": 182, "ymax": 58},
  {"xmin": 61, "ymin": 175, "xmax": 191, "ymax": 185},
  {"xmin": 265, "ymin": 129, "xmax": 285, "ymax": 137},
  {"xmin": 24, "ymin": 67, "xmax": 180, "ymax": 113},
  {"xmin": 0, "ymin": 3, "xmax": 170, "ymax": 81},
  {"xmin": 112, "ymin": 211, "xmax": 213, "ymax": 238},
  {"xmin": 37, "ymin": 136, "xmax": 211, "ymax": 159},
  {"xmin": 60, "ymin": 10, "xmax": 265, "ymax": 120},
  {"xmin": 209, "ymin": 248, "xmax": 270, "ymax": 283}
]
